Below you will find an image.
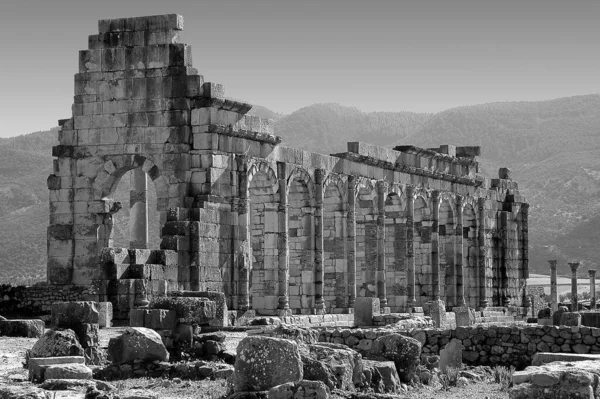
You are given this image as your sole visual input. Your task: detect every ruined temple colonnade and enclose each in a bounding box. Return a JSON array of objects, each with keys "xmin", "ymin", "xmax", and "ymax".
[{"xmin": 46, "ymin": 14, "xmax": 530, "ymax": 317}]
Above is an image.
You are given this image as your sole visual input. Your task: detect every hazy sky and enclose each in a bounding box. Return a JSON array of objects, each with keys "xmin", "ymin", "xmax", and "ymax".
[{"xmin": 0, "ymin": 0, "xmax": 599, "ymax": 137}]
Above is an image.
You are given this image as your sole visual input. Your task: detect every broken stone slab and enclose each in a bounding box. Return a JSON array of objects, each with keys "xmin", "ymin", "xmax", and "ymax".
[
  {"xmin": 231, "ymin": 336, "xmax": 303, "ymax": 393},
  {"xmin": 370, "ymin": 333, "xmax": 422, "ymax": 383},
  {"xmin": 532, "ymin": 352, "xmax": 600, "ymax": 366},
  {"xmin": 29, "ymin": 329, "xmax": 84, "ymax": 361},
  {"xmin": 302, "ymin": 343, "xmax": 363, "ymax": 391},
  {"xmin": 39, "ymin": 378, "xmax": 116, "ymax": 392},
  {"xmin": 51, "ymin": 301, "xmax": 99, "ymax": 326},
  {"xmin": 107, "ymin": 327, "xmax": 169, "ymax": 364},
  {"xmin": 510, "ymin": 360, "xmax": 600, "ymax": 399},
  {"xmin": 439, "ymin": 339, "xmax": 463, "ymax": 373},
  {"xmin": 44, "ymin": 363, "xmax": 92, "ymax": 381},
  {"xmin": 0, "ymin": 385, "xmax": 49, "ymax": 399},
  {"xmin": 151, "ymin": 296, "xmax": 216, "ymax": 325},
  {"xmin": 29, "ymin": 356, "xmax": 85, "ymax": 382},
  {"xmin": 0, "ymin": 319, "xmax": 45, "ymax": 338},
  {"xmin": 354, "ymin": 297, "xmax": 380, "ymax": 327}
]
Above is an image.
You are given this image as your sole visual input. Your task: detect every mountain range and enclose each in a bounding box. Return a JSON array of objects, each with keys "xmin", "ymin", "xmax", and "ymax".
[{"xmin": 1, "ymin": 94, "xmax": 600, "ymax": 284}]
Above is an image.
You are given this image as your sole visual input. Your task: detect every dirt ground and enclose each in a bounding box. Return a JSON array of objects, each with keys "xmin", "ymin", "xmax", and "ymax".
[{"xmin": 0, "ymin": 328, "xmax": 510, "ymax": 399}]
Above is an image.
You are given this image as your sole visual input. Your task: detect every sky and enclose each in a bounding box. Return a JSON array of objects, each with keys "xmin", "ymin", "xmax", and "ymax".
[{"xmin": 0, "ymin": 0, "xmax": 599, "ymax": 137}]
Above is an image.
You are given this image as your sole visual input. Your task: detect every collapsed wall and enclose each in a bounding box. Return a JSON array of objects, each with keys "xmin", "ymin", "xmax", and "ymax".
[{"xmin": 47, "ymin": 14, "xmax": 530, "ymax": 318}]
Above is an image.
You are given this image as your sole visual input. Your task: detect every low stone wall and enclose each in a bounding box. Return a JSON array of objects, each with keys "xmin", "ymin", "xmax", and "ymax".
[
  {"xmin": 93, "ymin": 359, "xmax": 233, "ymax": 381},
  {"xmin": 0, "ymin": 284, "xmax": 92, "ymax": 319},
  {"xmin": 279, "ymin": 314, "xmax": 354, "ymax": 327},
  {"xmin": 316, "ymin": 323, "xmax": 600, "ymax": 369}
]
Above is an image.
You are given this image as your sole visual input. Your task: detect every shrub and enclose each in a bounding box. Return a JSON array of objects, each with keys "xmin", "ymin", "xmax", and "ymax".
[
  {"xmin": 493, "ymin": 365, "xmax": 515, "ymax": 391},
  {"xmin": 438, "ymin": 366, "xmax": 461, "ymax": 391}
]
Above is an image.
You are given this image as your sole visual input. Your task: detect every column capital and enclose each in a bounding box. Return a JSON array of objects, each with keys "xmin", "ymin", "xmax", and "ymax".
[
  {"xmin": 569, "ymin": 262, "xmax": 581, "ymax": 273},
  {"xmin": 548, "ymin": 259, "xmax": 558, "ymax": 269},
  {"xmin": 589, "ymin": 269, "xmax": 597, "ymax": 277}
]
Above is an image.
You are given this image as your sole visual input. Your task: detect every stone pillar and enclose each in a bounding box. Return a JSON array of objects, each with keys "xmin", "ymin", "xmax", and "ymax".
[
  {"xmin": 129, "ymin": 168, "xmax": 148, "ymax": 249},
  {"xmin": 347, "ymin": 176, "xmax": 357, "ymax": 309},
  {"xmin": 549, "ymin": 260, "xmax": 558, "ymax": 312},
  {"xmin": 432, "ymin": 190, "xmax": 441, "ymax": 301},
  {"xmin": 406, "ymin": 186, "xmax": 416, "ymax": 309},
  {"xmin": 478, "ymin": 197, "xmax": 488, "ymax": 309},
  {"xmin": 277, "ymin": 162, "xmax": 290, "ymax": 313},
  {"xmin": 569, "ymin": 262, "xmax": 580, "ymax": 311},
  {"xmin": 314, "ymin": 169, "xmax": 326, "ymax": 313},
  {"xmin": 589, "ymin": 269, "xmax": 597, "ymax": 309},
  {"xmin": 376, "ymin": 180, "xmax": 388, "ymax": 307},
  {"xmin": 236, "ymin": 156, "xmax": 250, "ymax": 310},
  {"xmin": 455, "ymin": 195, "xmax": 466, "ymax": 307}
]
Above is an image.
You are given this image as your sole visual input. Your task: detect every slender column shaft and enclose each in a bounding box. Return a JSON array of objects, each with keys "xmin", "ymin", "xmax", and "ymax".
[
  {"xmin": 456, "ymin": 195, "xmax": 466, "ymax": 306},
  {"xmin": 376, "ymin": 181, "xmax": 387, "ymax": 307},
  {"xmin": 432, "ymin": 191, "xmax": 440, "ymax": 301},
  {"xmin": 569, "ymin": 262, "xmax": 580, "ymax": 310},
  {"xmin": 548, "ymin": 260, "xmax": 558, "ymax": 312},
  {"xmin": 478, "ymin": 197, "xmax": 488, "ymax": 309},
  {"xmin": 314, "ymin": 169, "xmax": 326, "ymax": 312},
  {"xmin": 129, "ymin": 168, "xmax": 148, "ymax": 249},
  {"xmin": 406, "ymin": 186, "xmax": 416, "ymax": 309},
  {"xmin": 589, "ymin": 269, "xmax": 597, "ymax": 309},
  {"xmin": 277, "ymin": 162, "xmax": 290, "ymax": 310},
  {"xmin": 237, "ymin": 156, "xmax": 250, "ymax": 310},
  {"xmin": 347, "ymin": 176, "xmax": 357, "ymax": 308}
]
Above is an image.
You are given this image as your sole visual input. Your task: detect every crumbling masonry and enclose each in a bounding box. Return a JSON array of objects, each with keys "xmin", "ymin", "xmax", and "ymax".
[{"xmin": 47, "ymin": 14, "xmax": 529, "ymax": 317}]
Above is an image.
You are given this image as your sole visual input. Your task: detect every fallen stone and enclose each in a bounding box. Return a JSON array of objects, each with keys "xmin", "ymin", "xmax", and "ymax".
[
  {"xmin": 71, "ymin": 323, "xmax": 99, "ymax": 349},
  {"xmin": 532, "ymin": 352, "xmax": 600, "ymax": 366},
  {"xmin": 370, "ymin": 333, "xmax": 421, "ymax": 383},
  {"xmin": 439, "ymin": 339, "xmax": 463, "ymax": 372},
  {"xmin": 560, "ymin": 312, "xmax": 582, "ymax": 327},
  {"xmin": 213, "ymin": 365, "xmax": 234, "ymax": 380},
  {"xmin": 52, "ymin": 301, "xmax": 99, "ymax": 326},
  {"xmin": 29, "ymin": 356, "xmax": 85, "ymax": 382},
  {"xmin": 43, "ymin": 363, "xmax": 93, "ymax": 381},
  {"xmin": 0, "ymin": 385, "xmax": 50, "ymax": 399},
  {"xmin": 195, "ymin": 331, "xmax": 226, "ymax": 343},
  {"xmin": 151, "ymin": 297, "xmax": 216, "ymax": 324},
  {"xmin": 107, "ymin": 327, "xmax": 169, "ymax": 364},
  {"xmin": 231, "ymin": 336, "xmax": 303, "ymax": 392},
  {"xmin": 29, "ymin": 329, "xmax": 84, "ymax": 361},
  {"xmin": 370, "ymin": 361, "xmax": 401, "ymax": 393},
  {"xmin": 302, "ymin": 343, "xmax": 362, "ymax": 391},
  {"xmin": 0, "ymin": 319, "xmax": 45, "ymax": 338},
  {"xmin": 267, "ymin": 380, "xmax": 329, "ymax": 399},
  {"xmin": 39, "ymin": 378, "xmax": 116, "ymax": 391}
]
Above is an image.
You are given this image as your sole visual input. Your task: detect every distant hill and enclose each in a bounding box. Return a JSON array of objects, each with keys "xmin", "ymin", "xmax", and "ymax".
[{"xmin": 2, "ymin": 94, "xmax": 600, "ymax": 282}]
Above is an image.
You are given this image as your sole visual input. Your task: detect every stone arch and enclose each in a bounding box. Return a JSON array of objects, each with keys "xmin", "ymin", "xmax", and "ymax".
[
  {"xmin": 439, "ymin": 198, "xmax": 456, "ymax": 306},
  {"xmin": 287, "ymin": 169, "xmax": 315, "ymax": 313},
  {"xmin": 322, "ymin": 176, "xmax": 346, "ymax": 310},
  {"xmin": 384, "ymin": 192, "xmax": 407, "ymax": 311},
  {"xmin": 463, "ymin": 203, "xmax": 478, "ymax": 308},
  {"xmin": 248, "ymin": 164, "xmax": 280, "ymax": 313},
  {"xmin": 323, "ymin": 173, "xmax": 347, "ymax": 205},
  {"xmin": 355, "ymin": 178, "xmax": 379, "ymax": 299},
  {"xmin": 92, "ymin": 154, "xmax": 170, "ymax": 251}
]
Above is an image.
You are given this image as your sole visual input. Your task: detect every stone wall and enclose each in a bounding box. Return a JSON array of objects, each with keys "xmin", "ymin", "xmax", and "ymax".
[
  {"xmin": 48, "ymin": 13, "xmax": 530, "ymax": 318},
  {"xmin": 317, "ymin": 324, "xmax": 600, "ymax": 369},
  {"xmin": 0, "ymin": 284, "xmax": 90, "ymax": 319}
]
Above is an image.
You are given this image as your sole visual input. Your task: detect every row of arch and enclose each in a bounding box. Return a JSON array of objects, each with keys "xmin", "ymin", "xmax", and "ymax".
[{"xmin": 244, "ymin": 161, "xmax": 496, "ymax": 313}]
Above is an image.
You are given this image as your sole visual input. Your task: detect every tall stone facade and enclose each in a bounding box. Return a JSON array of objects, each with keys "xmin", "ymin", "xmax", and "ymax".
[{"xmin": 47, "ymin": 14, "xmax": 530, "ymax": 316}]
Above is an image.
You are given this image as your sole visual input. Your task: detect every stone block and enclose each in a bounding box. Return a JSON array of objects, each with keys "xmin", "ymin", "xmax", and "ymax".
[
  {"xmin": 44, "ymin": 363, "xmax": 92, "ymax": 381},
  {"xmin": 52, "ymin": 301, "xmax": 99, "ymax": 326},
  {"xmin": 97, "ymin": 302, "xmax": 113, "ymax": 328},
  {"xmin": 560, "ymin": 312, "xmax": 582, "ymax": 327},
  {"xmin": 454, "ymin": 307, "xmax": 475, "ymax": 327},
  {"xmin": 145, "ymin": 309, "xmax": 177, "ymax": 330},
  {"xmin": 354, "ymin": 297, "xmax": 380, "ymax": 327},
  {"xmin": 28, "ymin": 356, "xmax": 85, "ymax": 382},
  {"xmin": 129, "ymin": 309, "xmax": 148, "ymax": 327},
  {"xmin": 151, "ymin": 296, "xmax": 216, "ymax": 325},
  {"xmin": 532, "ymin": 352, "xmax": 600, "ymax": 366},
  {"xmin": 0, "ymin": 319, "xmax": 45, "ymax": 338},
  {"xmin": 439, "ymin": 339, "xmax": 463, "ymax": 372}
]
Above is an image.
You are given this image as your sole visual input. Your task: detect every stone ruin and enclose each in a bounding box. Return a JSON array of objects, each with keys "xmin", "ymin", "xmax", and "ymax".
[{"xmin": 46, "ymin": 13, "xmax": 530, "ymax": 320}]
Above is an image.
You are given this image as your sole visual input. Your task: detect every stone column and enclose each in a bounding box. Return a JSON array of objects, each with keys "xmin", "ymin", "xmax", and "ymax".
[
  {"xmin": 129, "ymin": 168, "xmax": 148, "ymax": 249},
  {"xmin": 347, "ymin": 175, "xmax": 357, "ymax": 309},
  {"xmin": 548, "ymin": 260, "xmax": 558, "ymax": 312},
  {"xmin": 277, "ymin": 163, "xmax": 290, "ymax": 313},
  {"xmin": 589, "ymin": 269, "xmax": 597, "ymax": 309},
  {"xmin": 455, "ymin": 195, "xmax": 466, "ymax": 307},
  {"xmin": 406, "ymin": 186, "xmax": 416, "ymax": 309},
  {"xmin": 314, "ymin": 169, "xmax": 326, "ymax": 313},
  {"xmin": 432, "ymin": 190, "xmax": 441, "ymax": 301},
  {"xmin": 376, "ymin": 181, "xmax": 388, "ymax": 308},
  {"xmin": 478, "ymin": 197, "xmax": 488, "ymax": 309},
  {"xmin": 236, "ymin": 156, "xmax": 250, "ymax": 310},
  {"xmin": 569, "ymin": 262, "xmax": 580, "ymax": 311}
]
